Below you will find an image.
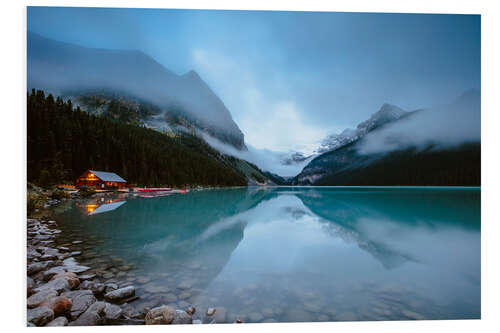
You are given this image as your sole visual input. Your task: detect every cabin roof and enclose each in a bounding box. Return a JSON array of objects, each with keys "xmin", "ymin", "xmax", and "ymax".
[{"xmin": 88, "ymin": 170, "xmax": 127, "ymax": 182}]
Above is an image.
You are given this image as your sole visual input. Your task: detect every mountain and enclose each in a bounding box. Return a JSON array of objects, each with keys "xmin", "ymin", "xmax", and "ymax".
[
  {"xmin": 27, "ymin": 31, "xmax": 245, "ymax": 150},
  {"xmin": 27, "ymin": 89, "xmax": 272, "ymax": 187},
  {"xmin": 317, "ymin": 103, "xmax": 409, "ymax": 153},
  {"xmin": 293, "ymin": 92, "xmax": 480, "ymax": 186},
  {"xmin": 280, "ymin": 151, "xmax": 312, "ymax": 165}
]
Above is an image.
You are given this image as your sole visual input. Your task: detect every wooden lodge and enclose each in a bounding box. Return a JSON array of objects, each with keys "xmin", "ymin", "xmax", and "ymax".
[{"xmin": 76, "ymin": 170, "xmax": 127, "ymax": 190}]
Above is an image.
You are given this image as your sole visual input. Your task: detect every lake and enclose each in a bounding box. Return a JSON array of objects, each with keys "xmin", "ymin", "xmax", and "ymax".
[{"xmin": 51, "ymin": 187, "xmax": 481, "ymax": 323}]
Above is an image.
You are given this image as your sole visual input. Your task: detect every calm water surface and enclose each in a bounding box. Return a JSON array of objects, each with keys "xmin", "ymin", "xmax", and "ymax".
[{"xmin": 52, "ymin": 187, "xmax": 480, "ymax": 322}]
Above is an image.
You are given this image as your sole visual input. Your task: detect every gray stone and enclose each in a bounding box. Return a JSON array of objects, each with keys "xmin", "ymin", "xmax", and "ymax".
[
  {"xmin": 68, "ymin": 301, "xmax": 106, "ymax": 326},
  {"xmin": 104, "ymin": 303, "xmax": 123, "ymax": 321},
  {"xmin": 79, "ymin": 273, "xmax": 96, "ymax": 281},
  {"xmin": 88, "ymin": 281, "xmax": 106, "ymax": 295},
  {"xmin": 45, "ymin": 316, "xmax": 68, "ymax": 326},
  {"xmin": 33, "ymin": 278, "xmax": 70, "ymax": 294},
  {"xmin": 42, "ymin": 266, "xmax": 67, "ymax": 281},
  {"xmin": 104, "ymin": 286, "xmax": 135, "ymax": 302},
  {"xmin": 28, "ymin": 261, "xmax": 51, "ymax": 276},
  {"xmin": 145, "ymin": 305, "xmax": 175, "ymax": 325},
  {"xmin": 27, "ymin": 276, "xmax": 35, "ymax": 296},
  {"xmin": 105, "ymin": 283, "xmax": 118, "ymax": 293},
  {"xmin": 27, "ymin": 288, "xmax": 58, "ymax": 309},
  {"xmin": 27, "ymin": 306, "xmax": 54, "ymax": 326},
  {"xmin": 172, "ymin": 310, "xmax": 193, "ymax": 324},
  {"xmin": 68, "ymin": 290, "xmax": 97, "ymax": 319}
]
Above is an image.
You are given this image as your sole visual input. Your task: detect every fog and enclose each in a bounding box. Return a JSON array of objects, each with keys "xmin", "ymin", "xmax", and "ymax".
[
  {"xmin": 201, "ymin": 133, "xmax": 314, "ymax": 177},
  {"xmin": 357, "ymin": 90, "xmax": 480, "ymax": 155},
  {"xmin": 27, "ymin": 32, "xmax": 244, "ymax": 141}
]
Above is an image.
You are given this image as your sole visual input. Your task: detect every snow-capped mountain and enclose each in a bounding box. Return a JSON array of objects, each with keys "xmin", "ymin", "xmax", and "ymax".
[
  {"xmin": 280, "ymin": 151, "xmax": 312, "ymax": 165},
  {"xmin": 317, "ymin": 103, "xmax": 409, "ymax": 153},
  {"xmin": 292, "ymin": 91, "xmax": 480, "ymax": 186}
]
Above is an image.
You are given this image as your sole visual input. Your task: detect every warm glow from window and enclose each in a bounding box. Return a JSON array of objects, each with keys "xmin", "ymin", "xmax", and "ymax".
[{"xmin": 86, "ymin": 204, "xmax": 98, "ymax": 213}]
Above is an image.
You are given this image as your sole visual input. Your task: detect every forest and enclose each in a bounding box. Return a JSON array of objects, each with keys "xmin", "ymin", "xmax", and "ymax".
[{"xmin": 27, "ymin": 89, "xmax": 248, "ymax": 187}]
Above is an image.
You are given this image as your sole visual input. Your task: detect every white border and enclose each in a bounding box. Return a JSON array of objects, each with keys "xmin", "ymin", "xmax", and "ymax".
[{"xmin": 2, "ymin": 1, "xmax": 499, "ymax": 332}]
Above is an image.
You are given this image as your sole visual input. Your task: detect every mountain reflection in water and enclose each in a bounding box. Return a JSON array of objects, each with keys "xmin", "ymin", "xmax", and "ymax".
[{"xmin": 53, "ymin": 187, "xmax": 480, "ymax": 322}]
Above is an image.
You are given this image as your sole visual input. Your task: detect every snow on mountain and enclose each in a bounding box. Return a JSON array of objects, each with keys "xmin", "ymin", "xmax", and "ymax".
[{"xmin": 317, "ymin": 103, "xmax": 409, "ymax": 153}]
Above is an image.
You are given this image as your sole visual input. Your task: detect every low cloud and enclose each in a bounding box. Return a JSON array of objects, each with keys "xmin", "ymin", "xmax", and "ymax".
[
  {"xmin": 201, "ymin": 132, "xmax": 313, "ymax": 177},
  {"xmin": 191, "ymin": 48, "xmax": 327, "ymax": 153},
  {"xmin": 357, "ymin": 90, "xmax": 480, "ymax": 155}
]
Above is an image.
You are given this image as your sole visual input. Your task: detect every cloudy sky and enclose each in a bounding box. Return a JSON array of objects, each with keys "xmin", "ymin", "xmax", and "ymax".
[{"xmin": 27, "ymin": 7, "xmax": 480, "ymax": 153}]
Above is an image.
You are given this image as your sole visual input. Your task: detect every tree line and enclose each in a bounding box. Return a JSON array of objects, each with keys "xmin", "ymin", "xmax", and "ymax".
[{"xmin": 27, "ymin": 89, "xmax": 247, "ymax": 188}]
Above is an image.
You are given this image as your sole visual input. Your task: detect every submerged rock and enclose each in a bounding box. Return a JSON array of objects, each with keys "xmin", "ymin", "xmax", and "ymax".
[
  {"xmin": 186, "ymin": 306, "xmax": 196, "ymax": 316},
  {"xmin": 145, "ymin": 305, "xmax": 175, "ymax": 325},
  {"xmin": 214, "ymin": 307, "xmax": 226, "ymax": 322},
  {"xmin": 104, "ymin": 286, "xmax": 135, "ymax": 302},
  {"xmin": 172, "ymin": 310, "xmax": 193, "ymax": 324}
]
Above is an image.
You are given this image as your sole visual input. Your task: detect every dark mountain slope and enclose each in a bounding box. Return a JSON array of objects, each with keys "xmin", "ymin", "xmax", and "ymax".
[{"xmin": 27, "ymin": 90, "xmax": 256, "ymax": 187}]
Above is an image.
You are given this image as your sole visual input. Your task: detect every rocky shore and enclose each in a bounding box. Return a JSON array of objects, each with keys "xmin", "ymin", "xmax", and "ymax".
[{"xmin": 27, "ymin": 218, "xmax": 227, "ymax": 326}]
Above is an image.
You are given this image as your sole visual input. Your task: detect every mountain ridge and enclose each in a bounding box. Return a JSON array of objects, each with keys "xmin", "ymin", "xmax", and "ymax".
[{"xmin": 27, "ymin": 31, "xmax": 246, "ymax": 150}]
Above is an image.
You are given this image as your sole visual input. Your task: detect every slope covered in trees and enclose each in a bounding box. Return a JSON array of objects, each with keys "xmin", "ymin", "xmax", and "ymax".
[{"xmin": 27, "ymin": 89, "xmax": 248, "ymax": 187}]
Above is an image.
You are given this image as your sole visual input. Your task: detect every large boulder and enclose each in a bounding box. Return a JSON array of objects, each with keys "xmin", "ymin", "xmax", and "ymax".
[
  {"xmin": 27, "ymin": 288, "xmax": 58, "ymax": 309},
  {"xmin": 28, "ymin": 261, "xmax": 52, "ymax": 276},
  {"xmin": 104, "ymin": 286, "xmax": 135, "ymax": 303},
  {"xmin": 27, "ymin": 306, "xmax": 54, "ymax": 326},
  {"xmin": 145, "ymin": 305, "xmax": 175, "ymax": 325}
]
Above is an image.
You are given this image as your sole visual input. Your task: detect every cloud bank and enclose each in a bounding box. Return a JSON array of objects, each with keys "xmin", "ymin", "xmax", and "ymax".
[{"xmin": 358, "ymin": 90, "xmax": 480, "ymax": 155}]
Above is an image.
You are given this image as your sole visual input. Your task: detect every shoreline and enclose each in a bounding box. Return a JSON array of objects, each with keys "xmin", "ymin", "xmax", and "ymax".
[{"xmin": 26, "ymin": 213, "xmax": 227, "ymax": 326}]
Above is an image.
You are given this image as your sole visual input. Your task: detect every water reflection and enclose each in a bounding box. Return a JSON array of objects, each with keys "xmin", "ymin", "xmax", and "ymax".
[{"xmin": 53, "ymin": 187, "xmax": 480, "ymax": 322}]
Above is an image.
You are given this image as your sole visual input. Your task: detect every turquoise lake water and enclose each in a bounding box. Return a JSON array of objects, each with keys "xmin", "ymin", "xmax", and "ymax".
[{"xmin": 52, "ymin": 187, "xmax": 481, "ymax": 322}]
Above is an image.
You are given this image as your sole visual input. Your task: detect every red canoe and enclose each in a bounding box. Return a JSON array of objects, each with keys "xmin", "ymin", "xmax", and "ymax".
[{"xmin": 138, "ymin": 188, "xmax": 172, "ymax": 192}]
